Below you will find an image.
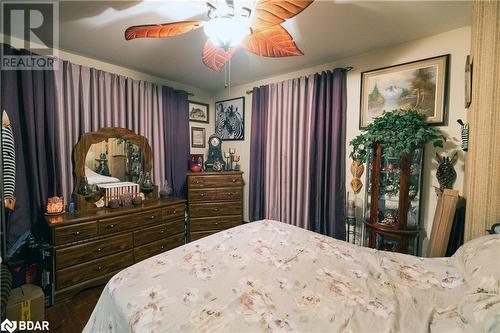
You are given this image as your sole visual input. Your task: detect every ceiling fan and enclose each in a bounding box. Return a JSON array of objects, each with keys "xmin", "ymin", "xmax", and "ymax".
[{"xmin": 125, "ymin": 0, "xmax": 314, "ymax": 72}]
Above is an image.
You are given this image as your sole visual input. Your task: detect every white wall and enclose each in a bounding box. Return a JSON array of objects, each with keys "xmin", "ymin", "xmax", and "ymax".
[{"xmin": 213, "ymin": 26, "xmax": 470, "ymax": 254}]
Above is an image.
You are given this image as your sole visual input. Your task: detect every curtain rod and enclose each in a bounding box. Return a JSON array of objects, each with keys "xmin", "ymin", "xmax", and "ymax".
[
  {"xmin": 174, "ymin": 89, "xmax": 194, "ymax": 96},
  {"xmin": 245, "ymin": 66, "xmax": 353, "ymax": 94}
]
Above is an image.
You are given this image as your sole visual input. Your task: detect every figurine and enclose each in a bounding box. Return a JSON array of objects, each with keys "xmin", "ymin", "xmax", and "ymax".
[{"xmin": 435, "ymin": 152, "xmax": 458, "ymax": 195}]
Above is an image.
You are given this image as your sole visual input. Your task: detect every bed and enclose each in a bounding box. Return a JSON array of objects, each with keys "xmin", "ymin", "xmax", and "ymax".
[
  {"xmin": 83, "ymin": 220, "xmax": 500, "ymax": 332},
  {"xmin": 85, "ymin": 166, "xmax": 120, "ymax": 185}
]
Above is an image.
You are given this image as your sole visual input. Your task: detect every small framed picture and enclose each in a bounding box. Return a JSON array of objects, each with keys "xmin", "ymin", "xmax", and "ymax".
[
  {"xmin": 215, "ymin": 97, "xmax": 245, "ymax": 140},
  {"xmin": 189, "ymin": 154, "xmax": 204, "ymax": 169},
  {"xmin": 189, "ymin": 101, "xmax": 209, "ymax": 123},
  {"xmin": 465, "ymin": 55, "xmax": 472, "ymax": 109},
  {"xmin": 191, "ymin": 127, "xmax": 206, "ymax": 148}
]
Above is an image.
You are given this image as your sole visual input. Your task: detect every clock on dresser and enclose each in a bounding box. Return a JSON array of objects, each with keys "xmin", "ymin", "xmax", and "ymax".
[{"xmin": 204, "ymin": 134, "xmax": 225, "ymax": 171}]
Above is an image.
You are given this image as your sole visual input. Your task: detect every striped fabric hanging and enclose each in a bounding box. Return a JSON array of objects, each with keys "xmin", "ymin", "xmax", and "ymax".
[{"xmin": 2, "ymin": 111, "xmax": 16, "ymax": 209}]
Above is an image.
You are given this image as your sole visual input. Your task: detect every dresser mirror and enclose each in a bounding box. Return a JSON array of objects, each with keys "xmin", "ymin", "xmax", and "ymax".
[
  {"xmin": 73, "ymin": 127, "xmax": 155, "ymax": 210},
  {"xmin": 85, "ymin": 139, "xmax": 143, "ymax": 184}
]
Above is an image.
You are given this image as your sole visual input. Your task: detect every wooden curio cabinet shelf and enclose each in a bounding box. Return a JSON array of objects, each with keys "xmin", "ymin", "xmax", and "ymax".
[{"xmin": 363, "ymin": 143, "xmax": 424, "ymax": 255}]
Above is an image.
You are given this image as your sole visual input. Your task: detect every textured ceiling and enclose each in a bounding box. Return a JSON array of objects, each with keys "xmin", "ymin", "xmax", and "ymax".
[{"xmin": 59, "ymin": 1, "xmax": 472, "ymax": 92}]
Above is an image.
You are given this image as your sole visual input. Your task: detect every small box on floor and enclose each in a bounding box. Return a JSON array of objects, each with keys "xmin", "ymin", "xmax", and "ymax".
[{"xmin": 6, "ymin": 284, "xmax": 45, "ymax": 324}]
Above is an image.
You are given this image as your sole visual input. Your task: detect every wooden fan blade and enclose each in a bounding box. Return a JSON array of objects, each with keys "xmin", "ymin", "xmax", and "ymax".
[
  {"xmin": 243, "ymin": 25, "xmax": 303, "ymax": 57},
  {"xmin": 202, "ymin": 40, "xmax": 237, "ymax": 72},
  {"xmin": 251, "ymin": 0, "xmax": 313, "ymax": 30},
  {"xmin": 125, "ymin": 20, "xmax": 203, "ymax": 40}
]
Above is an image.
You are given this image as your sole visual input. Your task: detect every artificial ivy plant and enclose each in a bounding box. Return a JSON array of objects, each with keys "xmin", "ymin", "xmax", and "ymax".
[{"xmin": 350, "ymin": 109, "xmax": 445, "ymax": 164}]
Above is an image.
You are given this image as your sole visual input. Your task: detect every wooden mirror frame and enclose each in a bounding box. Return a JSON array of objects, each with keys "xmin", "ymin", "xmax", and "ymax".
[{"xmin": 72, "ymin": 127, "xmax": 153, "ymax": 210}]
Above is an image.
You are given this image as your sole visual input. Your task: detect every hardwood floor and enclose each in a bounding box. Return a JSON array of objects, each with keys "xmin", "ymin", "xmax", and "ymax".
[{"xmin": 45, "ymin": 287, "xmax": 103, "ymax": 333}]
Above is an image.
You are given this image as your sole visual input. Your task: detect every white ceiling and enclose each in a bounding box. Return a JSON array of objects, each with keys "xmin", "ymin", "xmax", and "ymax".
[{"xmin": 59, "ymin": 1, "xmax": 472, "ymax": 92}]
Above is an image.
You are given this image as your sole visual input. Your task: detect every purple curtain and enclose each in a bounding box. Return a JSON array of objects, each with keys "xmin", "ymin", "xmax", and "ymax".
[
  {"xmin": 54, "ymin": 61, "xmax": 168, "ymax": 200},
  {"xmin": 309, "ymin": 69, "xmax": 347, "ymax": 238},
  {"xmin": 248, "ymin": 69, "xmax": 346, "ymax": 239},
  {"xmin": 163, "ymin": 87, "xmax": 189, "ymax": 197},
  {"xmin": 249, "ymin": 85, "xmax": 269, "ymax": 221},
  {"xmin": 0, "ymin": 44, "xmax": 62, "ymax": 245}
]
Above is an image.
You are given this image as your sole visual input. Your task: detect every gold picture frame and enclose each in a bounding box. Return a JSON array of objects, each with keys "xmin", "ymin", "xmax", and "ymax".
[{"xmin": 360, "ymin": 55, "xmax": 449, "ymax": 128}]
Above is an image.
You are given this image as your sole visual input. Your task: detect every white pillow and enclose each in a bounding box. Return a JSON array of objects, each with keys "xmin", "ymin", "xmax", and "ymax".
[{"xmin": 453, "ymin": 234, "xmax": 500, "ymax": 293}]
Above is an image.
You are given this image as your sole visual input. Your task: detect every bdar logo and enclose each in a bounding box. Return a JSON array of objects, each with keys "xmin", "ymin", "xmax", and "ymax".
[{"xmin": 0, "ymin": 319, "xmax": 17, "ymax": 333}]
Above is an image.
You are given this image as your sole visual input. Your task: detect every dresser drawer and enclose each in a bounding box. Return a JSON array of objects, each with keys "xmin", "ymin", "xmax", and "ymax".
[
  {"xmin": 189, "ymin": 202, "xmax": 242, "ymax": 218},
  {"xmin": 190, "ymin": 215, "xmax": 241, "ymax": 232},
  {"xmin": 56, "ymin": 233, "xmax": 133, "ymax": 269},
  {"xmin": 188, "ymin": 174, "xmax": 242, "ymax": 189},
  {"xmin": 57, "ymin": 250, "xmax": 133, "ymax": 290},
  {"xmin": 55, "ymin": 221, "xmax": 98, "ymax": 245},
  {"xmin": 189, "ymin": 188, "xmax": 242, "ymax": 202},
  {"xmin": 133, "ymin": 219, "xmax": 184, "ymax": 246},
  {"xmin": 134, "ymin": 233, "xmax": 185, "ymax": 262},
  {"xmin": 99, "ymin": 209, "xmax": 161, "ymax": 235},
  {"xmin": 162, "ymin": 204, "xmax": 185, "ymax": 221},
  {"xmin": 190, "ymin": 231, "xmax": 218, "ymax": 242}
]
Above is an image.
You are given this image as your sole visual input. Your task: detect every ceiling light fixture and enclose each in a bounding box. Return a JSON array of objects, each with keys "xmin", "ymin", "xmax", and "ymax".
[
  {"xmin": 125, "ymin": 0, "xmax": 312, "ymax": 73},
  {"xmin": 203, "ymin": 17, "xmax": 250, "ymax": 49},
  {"xmin": 203, "ymin": 1, "xmax": 251, "ymax": 50}
]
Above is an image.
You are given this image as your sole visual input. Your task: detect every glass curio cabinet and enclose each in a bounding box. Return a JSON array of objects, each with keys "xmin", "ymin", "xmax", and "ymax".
[{"xmin": 363, "ymin": 143, "xmax": 424, "ymax": 255}]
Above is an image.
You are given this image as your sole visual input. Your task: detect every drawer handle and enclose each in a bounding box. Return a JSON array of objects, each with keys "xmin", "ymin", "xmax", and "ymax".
[
  {"xmin": 160, "ymin": 245, "xmax": 165, "ymax": 250},
  {"xmin": 227, "ymin": 192, "xmax": 233, "ymax": 196},
  {"xmin": 194, "ymin": 180, "xmax": 200, "ymax": 184},
  {"xmin": 214, "ymin": 222, "xmax": 219, "ymax": 226},
  {"xmin": 160, "ymin": 229, "xmax": 165, "ymax": 234},
  {"xmin": 96, "ymin": 248, "xmax": 102, "ymax": 252},
  {"xmin": 232, "ymin": 178, "xmax": 237, "ymax": 183},
  {"xmin": 150, "ymin": 215, "xmax": 156, "ymax": 219},
  {"xmin": 213, "ymin": 208, "xmax": 220, "ymax": 212},
  {"xmin": 108, "ymin": 224, "xmax": 115, "ymax": 229},
  {"xmin": 97, "ymin": 266, "xmax": 103, "ymax": 271},
  {"xmin": 74, "ymin": 231, "xmax": 81, "ymax": 236},
  {"xmin": 173, "ymin": 210, "xmax": 177, "ymax": 214},
  {"xmin": 200, "ymin": 193, "xmax": 206, "ymax": 197}
]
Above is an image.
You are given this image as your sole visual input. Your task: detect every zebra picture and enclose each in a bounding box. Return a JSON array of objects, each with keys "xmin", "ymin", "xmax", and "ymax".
[{"xmin": 215, "ymin": 97, "xmax": 245, "ymax": 140}]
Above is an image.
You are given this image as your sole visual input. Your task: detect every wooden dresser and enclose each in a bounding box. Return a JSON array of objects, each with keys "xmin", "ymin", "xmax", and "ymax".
[
  {"xmin": 187, "ymin": 171, "xmax": 243, "ymax": 241},
  {"xmin": 44, "ymin": 198, "xmax": 185, "ymax": 303}
]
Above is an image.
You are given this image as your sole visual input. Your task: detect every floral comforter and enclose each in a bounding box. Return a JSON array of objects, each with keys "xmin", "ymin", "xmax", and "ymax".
[{"xmin": 83, "ymin": 220, "xmax": 500, "ymax": 333}]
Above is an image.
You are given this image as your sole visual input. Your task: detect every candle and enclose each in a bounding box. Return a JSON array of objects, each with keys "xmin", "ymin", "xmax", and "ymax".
[
  {"xmin": 224, "ymin": 152, "xmax": 231, "ymax": 158},
  {"xmin": 229, "ymin": 148, "xmax": 235, "ymax": 154},
  {"xmin": 347, "ymin": 200, "xmax": 355, "ymax": 218}
]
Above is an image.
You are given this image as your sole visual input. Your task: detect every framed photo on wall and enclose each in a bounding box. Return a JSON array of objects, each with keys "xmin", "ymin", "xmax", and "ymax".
[
  {"xmin": 215, "ymin": 97, "xmax": 245, "ymax": 140},
  {"xmin": 191, "ymin": 127, "xmax": 206, "ymax": 148},
  {"xmin": 360, "ymin": 54, "xmax": 449, "ymax": 128},
  {"xmin": 189, "ymin": 101, "xmax": 209, "ymax": 123}
]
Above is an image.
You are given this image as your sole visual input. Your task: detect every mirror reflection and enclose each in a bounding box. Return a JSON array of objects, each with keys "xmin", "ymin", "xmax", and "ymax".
[{"xmin": 85, "ymin": 138, "xmax": 143, "ymax": 185}]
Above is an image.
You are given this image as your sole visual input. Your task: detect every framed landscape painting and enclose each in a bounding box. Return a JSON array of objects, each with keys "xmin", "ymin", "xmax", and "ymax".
[
  {"xmin": 360, "ymin": 55, "xmax": 449, "ymax": 128},
  {"xmin": 189, "ymin": 101, "xmax": 209, "ymax": 123},
  {"xmin": 215, "ymin": 97, "xmax": 245, "ymax": 140}
]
